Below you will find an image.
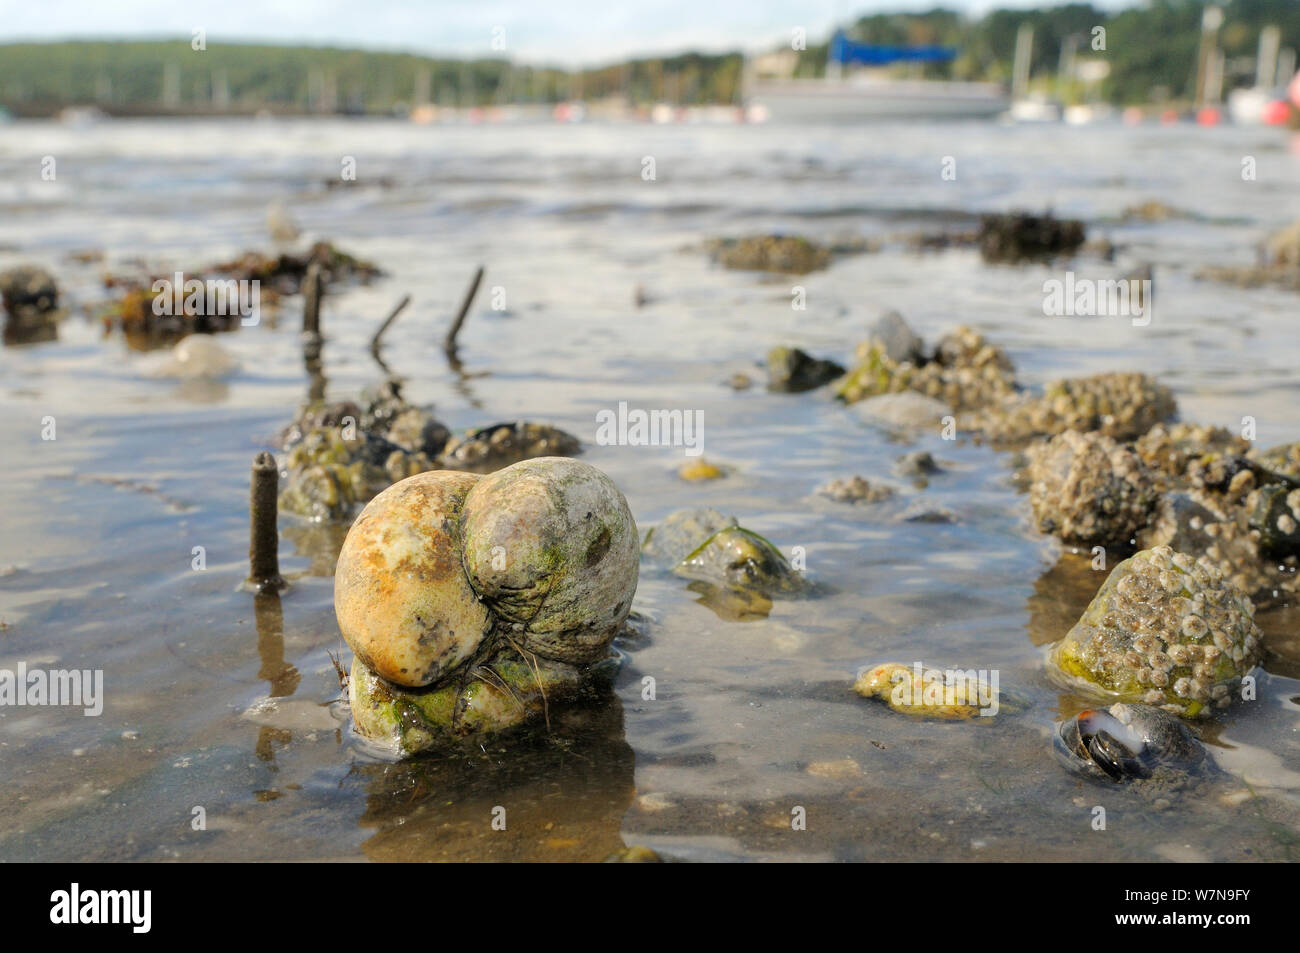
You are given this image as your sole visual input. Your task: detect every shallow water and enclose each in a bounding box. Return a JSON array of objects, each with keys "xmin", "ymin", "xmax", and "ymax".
[{"xmin": 1, "ymin": 117, "xmax": 1299, "ymax": 861}]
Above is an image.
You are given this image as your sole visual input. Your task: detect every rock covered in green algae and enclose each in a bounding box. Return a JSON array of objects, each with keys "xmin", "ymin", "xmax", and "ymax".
[
  {"xmin": 348, "ymin": 650, "xmax": 586, "ymax": 756},
  {"xmin": 1025, "ymin": 430, "xmax": 1159, "ymax": 546},
  {"xmin": 711, "ymin": 235, "xmax": 831, "ymax": 274},
  {"xmin": 460, "ymin": 457, "xmax": 639, "ymax": 665},
  {"xmin": 977, "ymin": 211, "xmax": 1085, "ymax": 264},
  {"xmin": 641, "ymin": 508, "xmax": 737, "ymax": 565},
  {"xmin": 642, "ymin": 508, "xmax": 804, "ymax": 595},
  {"xmin": 335, "ymin": 471, "xmax": 492, "ymax": 687},
  {"xmin": 766, "ymin": 346, "xmax": 845, "ymax": 393},
  {"xmin": 1048, "ymin": 546, "xmax": 1263, "ymax": 718},
  {"xmin": 963, "ymin": 371, "xmax": 1176, "ymax": 443}
]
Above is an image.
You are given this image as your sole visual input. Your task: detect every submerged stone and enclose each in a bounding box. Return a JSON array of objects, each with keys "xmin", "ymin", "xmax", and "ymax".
[
  {"xmin": 712, "ymin": 234, "xmax": 831, "ymax": 274},
  {"xmin": 977, "ymin": 211, "xmax": 1085, "ymax": 263},
  {"xmin": 817, "ymin": 475, "xmax": 894, "ymax": 503},
  {"xmin": 766, "ymin": 346, "xmax": 845, "ymax": 393},
  {"xmin": 869, "ymin": 310, "xmax": 926, "ymax": 365}
]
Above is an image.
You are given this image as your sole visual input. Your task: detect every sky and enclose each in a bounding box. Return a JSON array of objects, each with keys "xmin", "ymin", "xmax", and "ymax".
[{"xmin": 0, "ymin": 0, "xmax": 1136, "ymax": 67}]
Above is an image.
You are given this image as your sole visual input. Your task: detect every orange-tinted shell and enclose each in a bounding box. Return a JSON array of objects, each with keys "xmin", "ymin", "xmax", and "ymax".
[{"xmin": 334, "ymin": 470, "xmax": 492, "ymax": 687}]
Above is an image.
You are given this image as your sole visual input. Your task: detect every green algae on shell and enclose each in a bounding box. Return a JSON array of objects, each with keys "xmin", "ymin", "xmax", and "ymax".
[
  {"xmin": 677, "ymin": 525, "xmax": 803, "ymax": 594},
  {"xmin": 642, "ymin": 508, "xmax": 804, "ymax": 595},
  {"xmin": 348, "ymin": 650, "xmax": 586, "ymax": 756},
  {"xmin": 1047, "ymin": 546, "xmax": 1263, "ymax": 718},
  {"xmin": 334, "ymin": 470, "xmax": 493, "ymax": 688},
  {"xmin": 460, "ymin": 457, "xmax": 639, "ymax": 665}
]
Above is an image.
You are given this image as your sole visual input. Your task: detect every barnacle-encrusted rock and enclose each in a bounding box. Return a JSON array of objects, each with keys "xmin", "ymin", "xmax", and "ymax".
[
  {"xmin": 834, "ymin": 326, "xmax": 1017, "ymax": 411},
  {"xmin": 1135, "ymin": 423, "xmax": 1251, "ymax": 485},
  {"xmin": 1048, "ymin": 546, "xmax": 1263, "ymax": 717},
  {"xmin": 278, "ymin": 381, "xmax": 581, "ymax": 520},
  {"xmin": 439, "ymin": 422, "xmax": 580, "ymax": 472},
  {"xmin": 964, "ymin": 372, "xmax": 1176, "ymax": 443},
  {"xmin": 977, "ymin": 211, "xmax": 1085, "ymax": 263},
  {"xmin": 816, "ymin": 475, "xmax": 894, "ymax": 503},
  {"xmin": 335, "ymin": 471, "xmax": 492, "ymax": 687},
  {"xmin": 210, "ymin": 240, "xmax": 382, "ymax": 293},
  {"xmin": 1265, "ymin": 219, "xmax": 1300, "ymax": 268},
  {"xmin": 1138, "ymin": 490, "xmax": 1295, "ymax": 600},
  {"xmin": 279, "ymin": 426, "xmax": 432, "ymax": 520},
  {"xmin": 766, "ymin": 346, "xmax": 845, "ymax": 393},
  {"xmin": 1025, "ymin": 430, "xmax": 1159, "ymax": 546},
  {"xmin": 1252, "ymin": 441, "xmax": 1300, "ymax": 481},
  {"xmin": 385, "ymin": 407, "xmax": 451, "ymax": 459},
  {"xmin": 711, "ymin": 235, "xmax": 831, "ymax": 274},
  {"xmin": 460, "ymin": 457, "xmax": 639, "ymax": 665}
]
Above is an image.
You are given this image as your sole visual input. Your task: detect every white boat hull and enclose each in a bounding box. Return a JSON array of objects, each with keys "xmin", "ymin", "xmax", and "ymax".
[{"xmin": 747, "ymin": 78, "xmax": 1008, "ymax": 121}]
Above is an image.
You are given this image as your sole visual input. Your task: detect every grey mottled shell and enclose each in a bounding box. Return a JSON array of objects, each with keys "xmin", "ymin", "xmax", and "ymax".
[{"xmin": 460, "ymin": 457, "xmax": 639, "ymax": 664}]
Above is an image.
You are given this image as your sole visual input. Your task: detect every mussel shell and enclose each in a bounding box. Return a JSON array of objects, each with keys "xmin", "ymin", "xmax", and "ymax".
[{"xmin": 1054, "ymin": 703, "xmax": 1206, "ymax": 783}]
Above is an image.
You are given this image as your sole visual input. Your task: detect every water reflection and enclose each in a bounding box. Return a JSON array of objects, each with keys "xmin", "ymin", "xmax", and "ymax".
[
  {"xmin": 253, "ymin": 591, "xmax": 301, "ymax": 767},
  {"xmin": 351, "ymin": 690, "xmax": 635, "ymax": 861}
]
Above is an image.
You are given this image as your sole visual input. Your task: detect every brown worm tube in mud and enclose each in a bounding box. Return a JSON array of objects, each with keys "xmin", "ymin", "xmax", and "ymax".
[
  {"xmin": 302, "ymin": 262, "xmax": 323, "ymax": 336},
  {"xmin": 246, "ymin": 451, "xmax": 287, "ymax": 593}
]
